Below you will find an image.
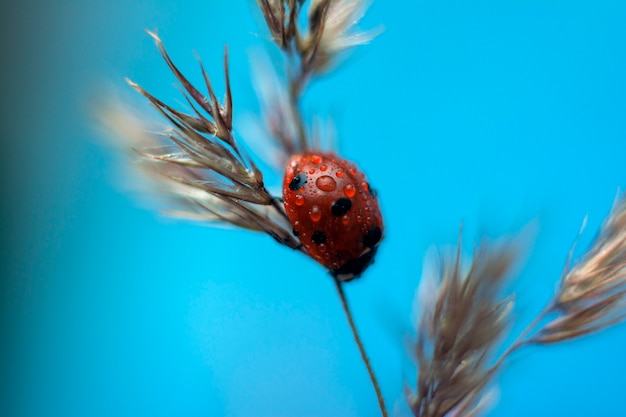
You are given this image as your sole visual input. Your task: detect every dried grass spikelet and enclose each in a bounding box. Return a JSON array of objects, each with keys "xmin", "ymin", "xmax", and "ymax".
[
  {"xmin": 256, "ymin": 0, "xmax": 295, "ymax": 49},
  {"xmin": 304, "ymin": 0, "xmax": 380, "ymax": 73},
  {"xmin": 257, "ymin": 0, "xmax": 379, "ymax": 76},
  {"xmin": 408, "ymin": 230, "xmax": 519, "ymax": 417},
  {"xmin": 532, "ymin": 195, "xmax": 626, "ymax": 344},
  {"xmin": 255, "ymin": 0, "xmax": 379, "ymax": 154},
  {"xmin": 96, "ymin": 31, "xmax": 300, "ymax": 249}
]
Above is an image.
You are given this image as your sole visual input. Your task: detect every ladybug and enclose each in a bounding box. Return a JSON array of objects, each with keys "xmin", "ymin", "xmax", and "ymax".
[{"xmin": 282, "ymin": 151, "xmax": 384, "ymax": 281}]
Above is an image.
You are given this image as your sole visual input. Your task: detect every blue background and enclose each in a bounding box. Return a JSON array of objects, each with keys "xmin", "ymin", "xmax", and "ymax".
[{"xmin": 1, "ymin": 1, "xmax": 625, "ymax": 416}]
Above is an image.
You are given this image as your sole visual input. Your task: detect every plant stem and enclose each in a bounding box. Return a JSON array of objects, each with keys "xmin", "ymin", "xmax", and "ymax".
[
  {"xmin": 287, "ymin": 62, "xmax": 309, "ymax": 153},
  {"xmin": 333, "ymin": 277, "xmax": 388, "ymax": 417},
  {"xmin": 489, "ymin": 303, "xmax": 554, "ymax": 374}
]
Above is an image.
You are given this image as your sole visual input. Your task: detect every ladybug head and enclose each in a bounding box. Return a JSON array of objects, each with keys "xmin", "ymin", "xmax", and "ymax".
[{"xmin": 332, "ymin": 244, "xmax": 381, "ymax": 282}]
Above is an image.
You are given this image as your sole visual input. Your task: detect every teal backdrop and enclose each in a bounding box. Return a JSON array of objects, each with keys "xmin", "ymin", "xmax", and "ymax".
[{"xmin": 1, "ymin": 1, "xmax": 625, "ymax": 416}]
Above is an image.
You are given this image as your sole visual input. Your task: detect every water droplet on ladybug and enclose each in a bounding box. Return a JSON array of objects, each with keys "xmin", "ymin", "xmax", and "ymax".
[
  {"xmin": 310, "ymin": 205, "xmax": 322, "ymax": 222},
  {"xmin": 336, "ymin": 170, "xmax": 344, "ymax": 178},
  {"xmin": 316, "ymin": 175, "xmax": 337, "ymax": 192},
  {"xmin": 311, "ymin": 155, "xmax": 322, "ymax": 164},
  {"xmin": 295, "ymin": 195, "xmax": 305, "ymax": 206},
  {"xmin": 342, "ymin": 215, "xmax": 350, "ymax": 225},
  {"xmin": 343, "ymin": 183, "xmax": 356, "ymax": 198},
  {"xmin": 320, "ymin": 165, "xmax": 328, "ymax": 172}
]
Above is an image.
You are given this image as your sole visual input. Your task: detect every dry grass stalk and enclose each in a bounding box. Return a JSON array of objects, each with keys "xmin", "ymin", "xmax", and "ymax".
[
  {"xmin": 407, "ymin": 196, "xmax": 626, "ymax": 416},
  {"xmin": 258, "ymin": 0, "xmax": 376, "ymax": 76},
  {"xmin": 97, "ymin": 2, "xmax": 377, "ymax": 247},
  {"xmin": 97, "ymin": 31, "xmax": 300, "ymax": 248},
  {"xmin": 256, "ymin": 3, "xmax": 389, "ymax": 416},
  {"xmin": 532, "ymin": 195, "xmax": 626, "ymax": 344},
  {"xmin": 256, "ymin": 0, "xmax": 377, "ymax": 152},
  {"xmin": 409, "ymin": 231, "xmax": 518, "ymax": 417}
]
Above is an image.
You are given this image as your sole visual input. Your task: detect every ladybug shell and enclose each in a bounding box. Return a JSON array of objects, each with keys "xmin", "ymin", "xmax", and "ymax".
[{"xmin": 282, "ymin": 152, "xmax": 383, "ymax": 281}]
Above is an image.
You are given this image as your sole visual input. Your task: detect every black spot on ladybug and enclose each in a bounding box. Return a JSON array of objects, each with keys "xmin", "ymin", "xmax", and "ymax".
[
  {"xmin": 332, "ymin": 246, "xmax": 378, "ymax": 282},
  {"xmin": 289, "ymin": 173, "xmax": 307, "ymax": 190},
  {"xmin": 311, "ymin": 231, "xmax": 327, "ymax": 244},
  {"xmin": 331, "ymin": 198, "xmax": 352, "ymax": 216},
  {"xmin": 363, "ymin": 227, "xmax": 382, "ymax": 248}
]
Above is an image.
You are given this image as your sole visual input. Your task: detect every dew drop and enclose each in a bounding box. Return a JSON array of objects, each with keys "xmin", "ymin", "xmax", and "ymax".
[
  {"xmin": 295, "ymin": 195, "xmax": 305, "ymax": 206},
  {"xmin": 311, "ymin": 155, "xmax": 322, "ymax": 164},
  {"xmin": 342, "ymin": 215, "xmax": 350, "ymax": 226},
  {"xmin": 320, "ymin": 165, "xmax": 328, "ymax": 172},
  {"xmin": 309, "ymin": 168, "xmax": 316, "ymax": 175},
  {"xmin": 349, "ymin": 168, "xmax": 357, "ymax": 176},
  {"xmin": 316, "ymin": 175, "xmax": 337, "ymax": 192},
  {"xmin": 310, "ymin": 205, "xmax": 322, "ymax": 222},
  {"xmin": 343, "ymin": 183, "xmax": 356, "ymax": 198},
  {"xmin": 336, "ymin": 170, "xmax": 344, "ymax": 178}
]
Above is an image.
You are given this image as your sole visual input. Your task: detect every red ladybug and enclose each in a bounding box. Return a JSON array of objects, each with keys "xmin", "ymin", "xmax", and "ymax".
[{"xmin": 282, "ymin": 152, "xmax": 383, "ymax": 281}]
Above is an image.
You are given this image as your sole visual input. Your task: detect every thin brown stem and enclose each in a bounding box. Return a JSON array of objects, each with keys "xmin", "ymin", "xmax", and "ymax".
[
  {"xmin": 287, "ymin": 58, "xmax": 309, "ymax": 152},
  {"xmin": 488, "ymin": 303, "xmax": 554, "ymax": 375},
  {"xmin": 333, "ymin": 277, "xmax": 388, "ymax": 417},
  {"xmin": 270, "ymin": 196, "xmax": 291, "ymax": 222}
]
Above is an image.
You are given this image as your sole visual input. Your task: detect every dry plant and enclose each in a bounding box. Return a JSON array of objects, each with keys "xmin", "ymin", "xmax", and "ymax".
[
  {"xmin": 408, "ymin": 195, "xmax": 626, "ymax": 416},
  {"xmin": 94, "ymin": 1, "xmax": 626, "ymax": 416},
  {"xmin": 407, "ymin": 231, "xmax": 518, "ymax": 417}
]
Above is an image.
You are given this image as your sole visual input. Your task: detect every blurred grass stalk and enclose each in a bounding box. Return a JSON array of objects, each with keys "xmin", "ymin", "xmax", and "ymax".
[{"xmin": 409, "ymin": 195, "xmax": 626, "ymax": 416}]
